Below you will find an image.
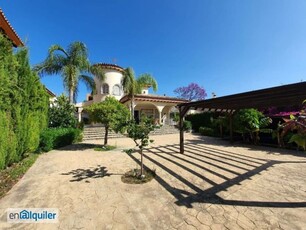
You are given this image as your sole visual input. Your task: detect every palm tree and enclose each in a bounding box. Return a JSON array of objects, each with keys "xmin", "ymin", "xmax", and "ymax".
[
  {"xmin": 137, "ymin": 73, "xmax": 158, "ymax": 92},
  {"xmin": 34, "ymin": 41, "xmax": 104, "ymax": 103},
  {"xmin": 122, "ymin": 67, "xmax": 158, "ymax": 119}
]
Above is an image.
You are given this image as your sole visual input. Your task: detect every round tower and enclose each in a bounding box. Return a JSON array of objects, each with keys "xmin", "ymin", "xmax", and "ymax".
[{"xmin": 92, "ymin": 63, "xmax": 125, "ymax": 101}]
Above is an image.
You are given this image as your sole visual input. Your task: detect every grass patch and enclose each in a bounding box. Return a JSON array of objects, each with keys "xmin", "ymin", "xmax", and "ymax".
[
  {"xmin": 121, "ymin": 168, "xmax": 156, "ymax": 184},
  {"xmin": 94, "ymin": 145, "xmax": 116, "ymax": 151},
  {"xmin": 0, "ymin": 153, "xmax": 39, "ymax": 199}
]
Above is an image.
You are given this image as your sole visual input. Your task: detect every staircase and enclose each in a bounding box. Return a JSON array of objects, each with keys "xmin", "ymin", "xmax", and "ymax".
[
  {"xmin": 151, "ymin": 125, "xmax": 179, "ymax": 135},
  {"xmin": 82, "ymin": 125, "xmax": 125, "ymax": 141},
  {"xmin": 82, "ymin": 124, "xmax": 179, "ymax": 141}
]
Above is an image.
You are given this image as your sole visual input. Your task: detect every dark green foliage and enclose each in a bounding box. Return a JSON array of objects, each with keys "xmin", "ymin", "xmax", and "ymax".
[
  {"xmin": 86, "ymin": 97, "xmax": 130, "ymax": 145},
  {"xmin": 185, "ymin": 112, "xmax": 214, "ymax": 132},
  {"xmin": 0, "ymin": 35, "xmax": 48, "ymax": 169},
  {"xmin": 49, "ymin": 94, "xmax": 77, "ymax": 128},
  {"xmin": 183, "ymin": 120, "xmax": 192, "ymax": 131},
  {"xmin": 39, "ymin": 128, "xmax": 82, "ymax": 152},
  {"xmin": 199, "ymin": 127, "xmax": 214, "ymax": 136},
  {"xmin": 127, "ymin": 117, "xmax": 155, "ymax": 149},
  {"xmin": 233, "ymin": 109, "xmax": 272, "ymax": 144}
]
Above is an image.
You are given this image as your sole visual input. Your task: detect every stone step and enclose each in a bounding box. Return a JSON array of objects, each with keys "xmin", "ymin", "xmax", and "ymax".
[{"xmin": 82, "ymin": 125, "xmax": 179, "ymax": 140}]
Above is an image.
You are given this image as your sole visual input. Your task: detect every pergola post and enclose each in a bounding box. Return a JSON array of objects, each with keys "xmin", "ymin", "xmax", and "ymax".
[
  {"xmin": 179, "ymin": 107, "xmax": 184, "ymax": 154},
  {"xmin": 179, "ymin": 106, "xmax": 189, "ymax": 154},
  {"xmin": 229, "ymin": 111, "xmax": 233, "ymax": 144}
]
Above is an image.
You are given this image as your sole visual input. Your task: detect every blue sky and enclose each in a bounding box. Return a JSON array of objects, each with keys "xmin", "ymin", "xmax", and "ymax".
[{"xmin": 2, "ymin": 0, "xmax": 306, "ymax": 102}]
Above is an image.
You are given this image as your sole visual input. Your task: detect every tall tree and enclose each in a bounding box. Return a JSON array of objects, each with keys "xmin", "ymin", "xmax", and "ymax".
[
  {"xmin": 174, "ymin": 83, "xmax": 207, "ymax": 101},
  {"xmin": 34, "ymin": 41, "xmax": 104, "ymax": 103},
  {"xmin": 122, "ymin": 67, "xmax": 158, "ymax": 119}
]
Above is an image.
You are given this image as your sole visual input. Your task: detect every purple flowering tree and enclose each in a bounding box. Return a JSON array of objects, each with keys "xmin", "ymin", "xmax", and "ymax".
[{"xmin": 174, "ymin": 83, "xmax": 207, "ymax": 101}]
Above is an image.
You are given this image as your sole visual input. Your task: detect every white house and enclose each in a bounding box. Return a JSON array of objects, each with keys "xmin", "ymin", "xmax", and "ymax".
[{"xmin": 76, "ymin": 63, "xmax": 188, "ymax": 124}]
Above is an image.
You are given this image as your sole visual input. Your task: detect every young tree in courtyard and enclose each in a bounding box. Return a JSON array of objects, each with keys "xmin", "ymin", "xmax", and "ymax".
[
  {"xmin": 86, "ymin": 97, "xmax": 130, "ymax": 145},
  {"xmin": 126, "ymin": 116, "xmax": 155, "ymax": 177},
  {"xmin": 34, "ymin": 41, "xmax": 104, "ymax": 104},
  {"xmin": 174, "ymin": 83, "xmax": 207, "ymax": 101}
]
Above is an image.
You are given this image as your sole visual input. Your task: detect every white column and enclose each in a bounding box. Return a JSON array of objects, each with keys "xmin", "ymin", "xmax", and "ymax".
[
  {"xmin": 156, "ymin": 105, "xmax": 165, "ymax": 125},
  {"xmin": 78, "ymin": 107, "xmax": 83, "ymax": 122}
]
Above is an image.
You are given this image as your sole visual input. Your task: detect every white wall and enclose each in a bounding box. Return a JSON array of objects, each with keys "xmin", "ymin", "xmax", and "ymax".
[{"xmin": 94, "ymin": 69, "xmax": 124, "ymax": 101}]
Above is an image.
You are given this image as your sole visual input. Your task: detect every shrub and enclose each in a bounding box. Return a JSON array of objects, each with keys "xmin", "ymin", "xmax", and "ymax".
[
  {"xmin": 39, "ymin": 128, "xmax": 82, "ymax": 152},
  {"xmin": 185, "ymin": 112, "xmax": 214, "ymax": 132},
  {"xmin": 0, "ymin": 35, "xmax": 48, "ymax": 169},
  {"xmin": 183, "ymin": 120, "xmax": 192, "ymax": 131},
  {"xmin": 48, "ymin": 94, "xmax": 77, "ymax": 128},
  {"xmin": 199, "ymin": 127, "xmax": 214, "ymax": 136}
]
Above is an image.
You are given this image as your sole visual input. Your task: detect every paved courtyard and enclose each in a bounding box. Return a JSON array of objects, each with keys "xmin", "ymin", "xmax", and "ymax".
[{"xmin": 0, "ymin": 133, "xmax": 306, "ymax": 229}]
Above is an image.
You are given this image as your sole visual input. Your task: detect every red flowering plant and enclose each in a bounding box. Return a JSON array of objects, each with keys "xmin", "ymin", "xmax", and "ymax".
[{"xmin": 279, "ymin": 101, "xmax": 306, "ymax": 150}]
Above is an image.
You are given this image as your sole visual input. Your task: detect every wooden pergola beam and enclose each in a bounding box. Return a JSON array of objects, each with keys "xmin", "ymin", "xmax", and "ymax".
[{"xmin": 177, "ymin": 82, "xmax": 306, "ymax": 154}]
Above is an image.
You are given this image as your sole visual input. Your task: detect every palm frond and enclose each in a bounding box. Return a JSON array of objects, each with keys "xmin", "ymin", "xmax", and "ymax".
[
  {"xmin": 90, "ymin": 65, "xmax": 105, "ymax": 82},
  {"xmin": 137, "ymin": 73, "xmax": 158, "ymax": 92},
  {"xmin": 79, "ymin": 74, "xmax": 96, "ymax": 93},
  {"xmin": 122, "ymin": 67, "xmax": 138, "ymax": 95},
  {"xmin": 33, "ymin": 53, "xmax": 66, "ymax": 76},
  {"xmin": 49, "ymin": 44, "xmax": 69, "ymax": 57},
  {"xmin": 68, "ymin": 42, "xmax": 89, "ymax": 71}
]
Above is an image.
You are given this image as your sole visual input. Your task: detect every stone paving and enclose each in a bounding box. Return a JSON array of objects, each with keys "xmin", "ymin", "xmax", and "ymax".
[{"xmin": 0, "ymin": 134, "xmax": 306, "ymax": 229}]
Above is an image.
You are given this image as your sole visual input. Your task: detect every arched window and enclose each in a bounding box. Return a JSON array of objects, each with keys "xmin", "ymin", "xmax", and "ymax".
[
  {"xmin": 113, "ymin": 84, "xmax": 121, "ymax": 96},
  {"xmin": 101, "ymin": 84, "xmax": 109, "ymax": 94}
]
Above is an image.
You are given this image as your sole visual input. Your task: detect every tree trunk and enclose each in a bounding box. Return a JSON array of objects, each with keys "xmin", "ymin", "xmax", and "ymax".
[
  {"xmin": 130, "ymin": 95, "xmax": 135, "ymax": 120},
  {"xmin": 69, "ymin": 88, "xmax": 74, "ymax": 104},
  {"xmin": 104, "ymin": 125, "xmax": 108, "ymax": 146},
  {"xmin": 140, "ymin": 147, "xmax": 144, "ymax": 177}
]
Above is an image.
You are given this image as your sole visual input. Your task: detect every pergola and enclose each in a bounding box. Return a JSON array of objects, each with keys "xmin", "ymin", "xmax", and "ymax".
[{"xmin": 177, "ymin": 82, "xmax": 306, "ymax": 153}]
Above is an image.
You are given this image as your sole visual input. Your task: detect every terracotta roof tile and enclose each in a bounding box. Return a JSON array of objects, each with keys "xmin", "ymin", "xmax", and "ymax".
[
  {"xmin": 93, "ymin": 63, "xmax": 125, "ymax": 73},
  {"xmin": 0, "ymin": 8, "xmax": 23, "ymax": 47}
]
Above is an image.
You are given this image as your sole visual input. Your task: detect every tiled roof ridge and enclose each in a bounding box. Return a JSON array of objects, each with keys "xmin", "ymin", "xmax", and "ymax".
[
  {"xmin": 135, "ymin": 94, "xmax": 189, "ymax": 101},
  {"xmin": 0, "ymin": 8, "xmax": 24, "ymax": 46},
  {"xmin": 93, "ymin": 63, "xmax": 124, "ymax": 71}
]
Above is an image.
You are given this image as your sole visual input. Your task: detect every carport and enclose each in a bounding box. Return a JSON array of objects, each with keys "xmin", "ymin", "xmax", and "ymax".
[{"xmin": 178, "ymin": 82, "xmax": 306, "ymax": 153}]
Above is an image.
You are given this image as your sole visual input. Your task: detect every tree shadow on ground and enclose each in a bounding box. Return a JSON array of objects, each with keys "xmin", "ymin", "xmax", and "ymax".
[
  {"xmin": 126, "ymin": 141, "xmax": 306, "ymax": 208},
  {"xmin": 58, "ymin": 143, "xmax": 105, "ymax": 151},
  {"xmin": 61, "ymin": 165, "xmax": 112, "ymax": 182}
]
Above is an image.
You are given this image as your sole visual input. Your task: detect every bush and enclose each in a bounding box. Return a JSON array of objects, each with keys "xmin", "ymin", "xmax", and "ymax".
[
  {"xmin": 39, "ymin": 128, "xmax": 82, "ymax": 152},
  {"xmin": 183, "ymin": 120, "xmax": 192, "ymax": 131},
  {"xmin": 199, "ymin": 127, "xmax": 214, "ymax": 136},
  {"xmin": 49, "ymin": 94, "xmax": 77, "ymax": 128},
  {"xmin": 185, "ymin": 112, "xmax": 214, "ymax": 132},
  {"xmin": 0, "ymin": 35, "xmax": 48, "ymax": 169}
]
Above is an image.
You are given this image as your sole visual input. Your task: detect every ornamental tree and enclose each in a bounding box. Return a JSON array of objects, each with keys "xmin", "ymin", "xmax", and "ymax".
[
  {"xmin": 174, "ymin": 83, "xmax": 207, "ymax": 101},
  {"xmin": 86, "ymin": 97, "xmax": 130, "ymax": 145},
  {"xmin": 126, "ymin": 116, "xmax": 155, "ymax": 177}
]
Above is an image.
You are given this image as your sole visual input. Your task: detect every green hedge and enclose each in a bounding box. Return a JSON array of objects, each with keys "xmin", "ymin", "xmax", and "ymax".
[
  {"xmin": 185, "ymin": 112, "xmax": 214, "ymax": 132},
  {"xmin": 199, "ymin": 127, "xmax": 215, "ymax": 136},
  {"xmin": 0, "ymin": 35, "xmax": 48, "ymax": 169},
  {"xmin": 183, "ymin": 120, "xmax": 192, "ymax": 131},
  {"xmin": 39, "ymin": 128, "xmax": 82, "ymax": 152}
]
